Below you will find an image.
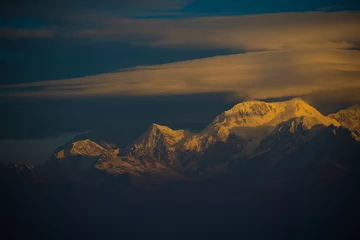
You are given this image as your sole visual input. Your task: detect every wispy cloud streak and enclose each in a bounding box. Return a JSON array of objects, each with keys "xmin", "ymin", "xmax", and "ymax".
[
  {"xmin": 2, "ymin": 49, "xmax": 360, "ymax": 101},
  {"xmin": 72, "ymin": 11, "xmax": 360, "ymax": 51},
  {"xmin": 0, "ymin": 28, "xmax": 54, "ymax": 38},
  {"xmin": 2, "ymin": 11, "xmax": 360, "ymax": 105}
]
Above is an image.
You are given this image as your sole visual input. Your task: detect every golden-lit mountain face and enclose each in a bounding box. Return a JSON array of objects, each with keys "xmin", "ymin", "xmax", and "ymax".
[
  {"xmin": 55, "ymin": 139, "xmax": 111, "ymax": 159},
  {"xmin": 183, "ymin": 98, "xmax": 340, "ymax": 152},
  {"xmin": 47, "ymin": 97, "xmax": 359, "ymax": 187},
  {"xmin": 217, "ymin": 98, "xmax": 339, "ymax": 127},
  {"xmin": 329, "ymin": 106, "xmax": 360, "ymax": 140},
  {"xmin": 130, "ymin": 123, "xmax": 186, "ymax": 163}
]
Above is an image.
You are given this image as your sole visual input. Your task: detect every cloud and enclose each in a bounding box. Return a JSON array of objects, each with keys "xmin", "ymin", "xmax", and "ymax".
[
  {"xmin": 72, "ymin": 11, "xmax": 360, "ymax": 51},
  {"xmin": 5, "ymin": 10, "xmax": 360, "ymax": 51},
  {"xmin": 0, "ymin": 0, "xmax": 191, "ymax": 17},
  {"xmin": 0, "ymin": 28, "xmax": 54, "ymax": 38},
  {"xmin": 0, "ymin": 0, "xmax": 192, "ymax": 39},
  {"xmin": 316, "ymin": 5, "xmax": 347, "ymax": 12},
  {"xmin": 2, "ymin": 11, "xmax": 360, "ymax": 107},
  {"xmin": 2, "ymin": 49, "xmax": 360, "ymax": 103},
  {"xmin": 301, "ymin": 87, "xmax": 360, "ymax": 112}
]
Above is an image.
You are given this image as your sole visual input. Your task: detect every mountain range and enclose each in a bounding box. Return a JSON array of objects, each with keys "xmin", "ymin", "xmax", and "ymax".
[
  {"xmin": 8, "ymin": 97, "xmax": 357, "ymax": 188},
  {"xmin": 2, "ymin": 97, "xmax": 360, "ymax": 239}
]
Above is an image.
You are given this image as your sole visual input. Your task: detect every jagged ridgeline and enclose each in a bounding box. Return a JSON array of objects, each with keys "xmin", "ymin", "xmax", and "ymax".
[{"xmin": 24, "ymin": 97, "xmax": 357, "ymax": 189}]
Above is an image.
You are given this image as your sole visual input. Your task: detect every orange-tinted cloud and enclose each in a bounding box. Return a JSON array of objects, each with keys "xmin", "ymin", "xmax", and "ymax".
[
  {"xmin": 74, "ymin": 11, "xmax": 360, "ymax": 51},
  {"xmin": 2, "ymin": 11, "xmax": 360, "ymax": 104},
  {"xmin": 2, "ymin": 49, "xmax": 360, "ymax": 101}
]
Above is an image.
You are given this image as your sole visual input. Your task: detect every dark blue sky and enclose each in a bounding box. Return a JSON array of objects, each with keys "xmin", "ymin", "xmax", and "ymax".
[{"xmin": 1, "ymin": 0, "xmax": 359, "ymax": 85}]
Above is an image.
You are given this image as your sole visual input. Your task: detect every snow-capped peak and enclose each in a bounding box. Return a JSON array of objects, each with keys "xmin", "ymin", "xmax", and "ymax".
[
  {"xmin": 55, "ymin": 139, "xmax": 108, "ymax": 159},
  {"xmin": 329, "ymin": 105, "xmax": 360, "ymax": 140},
  {"xmin": 209, "ymin": 97, "xmax": 339, "ymax": 130},
  {"xmin": 329, "ymin": 105, "xmax": 360, "ymax": 129},
  {"xmin": 135, "ymin": 123, "xmax": 186, "ymax": 145},
  {"xmin": 129, "ymin": 123, "xmax": 186, "ymax": 164},
  {"xmin": 255, "ymin": 115, "xmax": 340, "ymax": 155},
  {"xmin": 276, "ymin": 116, "xmax": 326, "ymax": 134},
  {"xmin": 182, "ymin": 98, "xmax": 340, "ymax": 152}
]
